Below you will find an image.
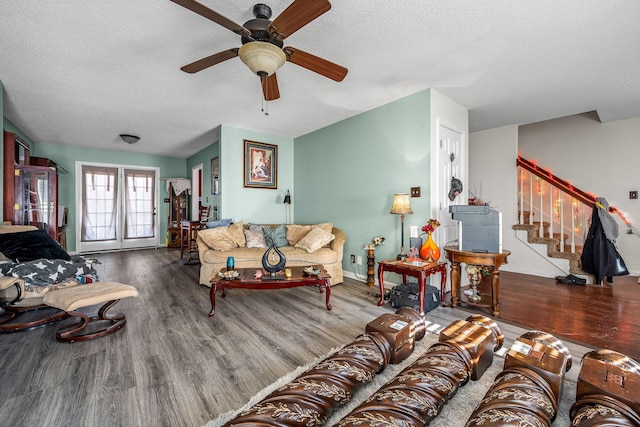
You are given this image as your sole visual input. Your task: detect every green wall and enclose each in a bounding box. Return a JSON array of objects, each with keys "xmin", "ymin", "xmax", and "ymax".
[
  {"xmin": 218, "ymin": 124, "xmax": 294, "ymax": 224},
  {"xmin": 33, "ymin": 143, "xmax": 186, "ymax": 252},
  {"xmin": 294, "ymin": 89, "xmax": 432, "ymax": 276}
]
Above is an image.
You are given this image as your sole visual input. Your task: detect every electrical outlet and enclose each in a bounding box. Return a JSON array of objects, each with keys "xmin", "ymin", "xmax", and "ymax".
[
  {"xmin": 356, "ymin": 256, "xmax": 363, "ymax": 265},
  {"xmin": 350, "ymin": 254, "xmax": 356, "ymax": 263},
  {"xmin": 410, "ymin": 225, "xmax": 419, "ymax": 238}
]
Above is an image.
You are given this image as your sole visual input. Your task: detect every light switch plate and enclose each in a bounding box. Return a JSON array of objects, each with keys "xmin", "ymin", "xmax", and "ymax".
[
  {"xmin": 410, "ymin": 225, "xmax": 419, "ymax": 238},
  {"xmin": 411, "ymin": 187, "xmax": 421, "ymax": 197}
]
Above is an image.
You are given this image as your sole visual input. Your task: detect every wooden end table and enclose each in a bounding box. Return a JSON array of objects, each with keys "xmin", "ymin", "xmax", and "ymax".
[
  {"xmin": 444, "ymin": 245, "xmax": 510, "ymax": 317},
  {"xmin": 377, "ymin": 259, "xmax": 447, "ymax": 317},
  {"xmin": 208, "ymin": 265, "xmax": 332, "ymax": 318}
]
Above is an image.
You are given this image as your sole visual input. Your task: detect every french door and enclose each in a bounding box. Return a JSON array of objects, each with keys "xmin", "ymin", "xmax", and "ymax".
[{"xmin": 76, "ymin": 162, "xmax": 159, "ymax": 253}]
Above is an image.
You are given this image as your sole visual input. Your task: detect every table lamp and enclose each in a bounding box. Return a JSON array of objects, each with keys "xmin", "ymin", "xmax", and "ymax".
[{"xmin": 390, "ymin": 193, "xmax": 413, "ymax": 260}]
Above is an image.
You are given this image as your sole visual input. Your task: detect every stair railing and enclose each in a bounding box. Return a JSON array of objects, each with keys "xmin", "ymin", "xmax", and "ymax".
[{"xmin": 516, "ymin": 156, "xmax": 630, "ymax": 254}]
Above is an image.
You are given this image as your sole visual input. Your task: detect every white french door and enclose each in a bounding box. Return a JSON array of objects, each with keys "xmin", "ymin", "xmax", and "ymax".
[{"xmin": 76, "ymin": 162, "xmax": 159, "ymax": 253}]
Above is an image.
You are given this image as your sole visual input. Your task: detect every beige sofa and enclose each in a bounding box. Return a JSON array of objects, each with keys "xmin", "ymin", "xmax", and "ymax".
[{"xmin": 196, "ymin": 222, "xmax": 345, "ymax": 286}]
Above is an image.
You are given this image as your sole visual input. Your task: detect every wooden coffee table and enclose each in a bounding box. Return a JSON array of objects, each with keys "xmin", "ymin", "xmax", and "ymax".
[{"xmin": 208, "ymin": 265, "xmax": 332, "ymax": 318}]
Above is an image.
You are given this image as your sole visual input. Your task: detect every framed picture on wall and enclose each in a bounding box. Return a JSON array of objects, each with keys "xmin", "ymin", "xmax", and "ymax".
[
  {"xmin": 211, "ymin": 156, "xmax": 219, "ymax": 195},
  {"xmin": 243, "ymin": 140, "xmax": 277, "ymax": 189}
]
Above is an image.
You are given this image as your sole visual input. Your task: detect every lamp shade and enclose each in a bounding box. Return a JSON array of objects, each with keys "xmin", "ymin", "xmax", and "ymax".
[
  {"xmin": 238, "ymin": 41, "xmax": 286, "ymax": 77},
  {"xmin": 390, "ymin": 193, "xmax": 413, "ymax": 215},
  {"xmin": 283, "ymin": 190, "xmax": 291, "ymax": 204}
]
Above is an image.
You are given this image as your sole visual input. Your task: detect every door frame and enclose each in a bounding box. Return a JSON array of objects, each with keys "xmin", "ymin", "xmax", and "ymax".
[
  {"xmin": 191, "ymin": 163, "xmax": 203, "ymax": 221},
  {"xmin": 75, "ymin": 161, "xmax": 160, "ymax": 253}
]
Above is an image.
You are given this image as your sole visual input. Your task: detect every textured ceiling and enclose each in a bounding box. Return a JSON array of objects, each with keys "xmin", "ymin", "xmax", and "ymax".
[{"xmin": 2, "ymin": 1, "xmax": 640, "ymax": 158}]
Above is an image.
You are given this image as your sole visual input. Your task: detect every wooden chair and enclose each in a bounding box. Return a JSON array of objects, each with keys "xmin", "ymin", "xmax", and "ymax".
[{"xmin": 180, "ymin": 205, "xmax": 211, "ymax": 262}]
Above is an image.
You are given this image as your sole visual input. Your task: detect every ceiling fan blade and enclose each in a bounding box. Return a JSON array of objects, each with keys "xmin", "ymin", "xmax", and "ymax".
[
  {"xmin": 284, "ymin": 47, "xmax": 348, "ymax": 82},
  {"xmin": 180, "ymin": 48, "xmax": 239, "ymax": 73},
  {"xmin": 170, "ymin": 0, "xmax": 250, "ymax": 37},
  {"xmin": 268, "ymin": 0, "xmax": 331, "ymax": 41},
  {"xmin": 261, "ymin": 73, "xmax": 280, "ymax": 101}
]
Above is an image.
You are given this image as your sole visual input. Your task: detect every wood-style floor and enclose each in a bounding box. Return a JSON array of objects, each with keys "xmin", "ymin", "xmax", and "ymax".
[{"xmin": 0, "ymin": 248, "xmax": 638, "ymax": 427}]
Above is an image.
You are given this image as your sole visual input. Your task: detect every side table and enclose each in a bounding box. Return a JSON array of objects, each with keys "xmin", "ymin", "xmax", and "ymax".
[
  {"xmin": 377, "ymin": 259, "xmax": 447, "ymax": 317},
  {"xmin": 444, "ymin": 245, "xmax": 510, "ymax": 316}
]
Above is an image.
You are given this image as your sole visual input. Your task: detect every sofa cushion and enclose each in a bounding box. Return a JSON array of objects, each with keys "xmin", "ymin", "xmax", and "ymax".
[
  {"xmin": 286, "ymin": 224, "xmax": 313, "ymax": 246},
  {"xmin": 262, "ymin": 224, "xmax": 288, "ymax": 248},
  {"xmin": 202, "ymin": 245, "xmax": 338, "ymax": 266},
  {"xmin": 244, "ymin": 228, "xmax": 267, "ymax": 248},
  {"xmin": 315, "ymin": 222, "xmax": 334, "ymax": 234},
  {"xmin": 295, "ymin": 227, "xmax": 335, "ymax": 253},
  {"xmin": 228, "ymin": 221, "xmax": 246, "ymax": 247},
  {"xmin": 198, "ymin": 227, "xmax": 237, "ymax": 252}
]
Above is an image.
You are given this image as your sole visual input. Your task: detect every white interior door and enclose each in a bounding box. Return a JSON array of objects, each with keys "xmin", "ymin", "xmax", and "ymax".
[
  {"xmin": 76, "ymin": 162, "xmax": 159, "ymax": 253},
  {"xmin": 436, "ymin": 124, "xmax": 465, "ymax": 250}
]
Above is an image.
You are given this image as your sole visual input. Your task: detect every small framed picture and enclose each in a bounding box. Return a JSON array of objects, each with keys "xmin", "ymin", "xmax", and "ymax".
[{"xmin": 243, "ymin": 140, "xmax": 277, "ymax": 189}]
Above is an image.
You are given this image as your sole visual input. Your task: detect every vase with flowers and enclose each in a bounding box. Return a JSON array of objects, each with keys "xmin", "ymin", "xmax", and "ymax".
[{"xmin": 420, "ymin": 218, "xmax": 441, "ymax": 262}]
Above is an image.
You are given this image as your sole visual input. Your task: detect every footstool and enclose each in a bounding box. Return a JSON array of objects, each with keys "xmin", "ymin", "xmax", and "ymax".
[{"xmin": 42, "ymin": 281, "xmax": 139, "ymax": 342}]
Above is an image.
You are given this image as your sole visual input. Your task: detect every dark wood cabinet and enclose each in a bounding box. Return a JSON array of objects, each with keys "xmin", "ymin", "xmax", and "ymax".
[
  {"xmin": 167, "ymin": 183, "xmax": 188, "ymax": 248},
  {"xmin": 3, "ymin": 131, "xmax": 59, "ymax": 241},
  {"xmin": 13, "ymin": 165, "xmax": 58, "ymax": 240}
]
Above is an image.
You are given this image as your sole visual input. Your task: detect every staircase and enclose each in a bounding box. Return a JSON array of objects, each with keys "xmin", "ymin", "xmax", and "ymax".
[{"xmin": 514, "ymin": 156, "xmax": 630, "ymax": 278}]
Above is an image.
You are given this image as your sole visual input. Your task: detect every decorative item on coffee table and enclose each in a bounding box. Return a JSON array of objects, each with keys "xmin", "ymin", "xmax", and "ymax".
[
  {"xmin": 261, "ymin": 243, "xmax": 286, "ymax": 279},
  {"xmin": 420, "ymin": 218, "xmax": 441, "ymax": 261}
]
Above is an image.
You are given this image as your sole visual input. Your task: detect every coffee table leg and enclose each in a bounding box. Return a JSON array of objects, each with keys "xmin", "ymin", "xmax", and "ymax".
[
  {"xmin": 323, "ymin": 279, "xmax": 332, "ymax": 310},
  {"xmin": 208, "ymin": 284, "xmax": 217, "ymax": 318}
]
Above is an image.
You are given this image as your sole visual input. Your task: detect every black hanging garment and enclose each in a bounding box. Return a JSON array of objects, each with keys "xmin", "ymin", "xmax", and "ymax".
[{"xmin": 580, "ymin": 199, "xmax": 628, "ymax": 284}]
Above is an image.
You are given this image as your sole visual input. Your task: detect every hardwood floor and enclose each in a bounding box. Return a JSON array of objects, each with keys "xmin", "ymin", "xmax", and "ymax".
[{"xmin": 0, "ymin": 248, "xmax": 638, "ymax": 426}]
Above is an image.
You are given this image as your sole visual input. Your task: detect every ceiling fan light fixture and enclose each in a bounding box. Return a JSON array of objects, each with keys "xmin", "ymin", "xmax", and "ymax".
[{"xmin": 238, "ymin": 41, "xmax": 286, "ymax": 76}]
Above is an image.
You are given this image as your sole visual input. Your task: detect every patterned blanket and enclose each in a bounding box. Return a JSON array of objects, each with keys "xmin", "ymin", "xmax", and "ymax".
[{"xmin": 0, "ymin": 256, "xmax": 99, "ymax": 298}]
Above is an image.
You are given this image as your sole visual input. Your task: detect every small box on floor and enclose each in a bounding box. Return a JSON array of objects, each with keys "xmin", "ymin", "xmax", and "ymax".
[{"xmin": 390, "ymin": 282, "xmax": 440, "ymax": 313}]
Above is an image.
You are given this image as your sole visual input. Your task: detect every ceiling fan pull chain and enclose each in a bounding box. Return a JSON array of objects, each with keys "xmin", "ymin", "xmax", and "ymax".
[{"xmin": 261, "ymin": 75, "xmax": 270, "ymax": 116}]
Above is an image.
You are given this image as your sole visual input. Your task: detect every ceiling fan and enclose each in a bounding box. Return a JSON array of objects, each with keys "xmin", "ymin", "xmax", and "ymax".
[{"xmin": 171, "ymin": 0, "xmax": 348, "ymax": 101}]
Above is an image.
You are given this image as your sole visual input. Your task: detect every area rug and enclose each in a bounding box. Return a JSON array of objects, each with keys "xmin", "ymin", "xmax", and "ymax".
[{"xmin": 204, "ymin": 320, "xmax": 587, "ymax": 427}]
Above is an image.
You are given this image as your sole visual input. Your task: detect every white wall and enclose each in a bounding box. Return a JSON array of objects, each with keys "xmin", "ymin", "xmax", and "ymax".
[
  {"xmin": 519, "ymin": 113, "xmax": 640, "ymax": 275},
  {"xmin": 469, "ymin": 125, "xmax": 563, "ymax": 277}
]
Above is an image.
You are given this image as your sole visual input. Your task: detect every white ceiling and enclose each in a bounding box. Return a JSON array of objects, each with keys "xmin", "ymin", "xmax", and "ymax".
[{"xmin": 2, "ymin": 1, "xmax": 640, "ymax": 159}]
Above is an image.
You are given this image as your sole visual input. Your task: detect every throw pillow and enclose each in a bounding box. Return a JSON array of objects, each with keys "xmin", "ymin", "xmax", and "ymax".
[
  {"xmin": 295, "ymin": 227, "xmax": 335, "ymax": 253},
  {"xmin": 286, "ymin": 224, "xmax": 313, "ymax": 246},
  {"xmin": 205, "ymin": 218, "xmax": 232, "ymax": 229},
  {"xmin": 228, "ymin": 221, "xmax": 246, "ymax": 247},
  {"xmin": 0, "ymin": 229, "xmax": 71, "ymax": 262},
  {"xmin": 244, "ymin": 229, "xmax": 267, "ymax": 248},
  {"xmin": 263, "ymin": 224, "xmax": 289, "ymax": 247},
  {"xmin": 315, "ymin": 222, "xmax": 334, "ymax": 234},
  {"xmin": 198, "ymin": 227, "xmax": 237, "ymax": 252}
]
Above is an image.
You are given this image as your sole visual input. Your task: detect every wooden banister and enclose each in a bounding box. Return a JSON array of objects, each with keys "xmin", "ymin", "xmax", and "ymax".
[{"xmin": 517, "ymin": 156, "xmax": 629, "ymax": 226}]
